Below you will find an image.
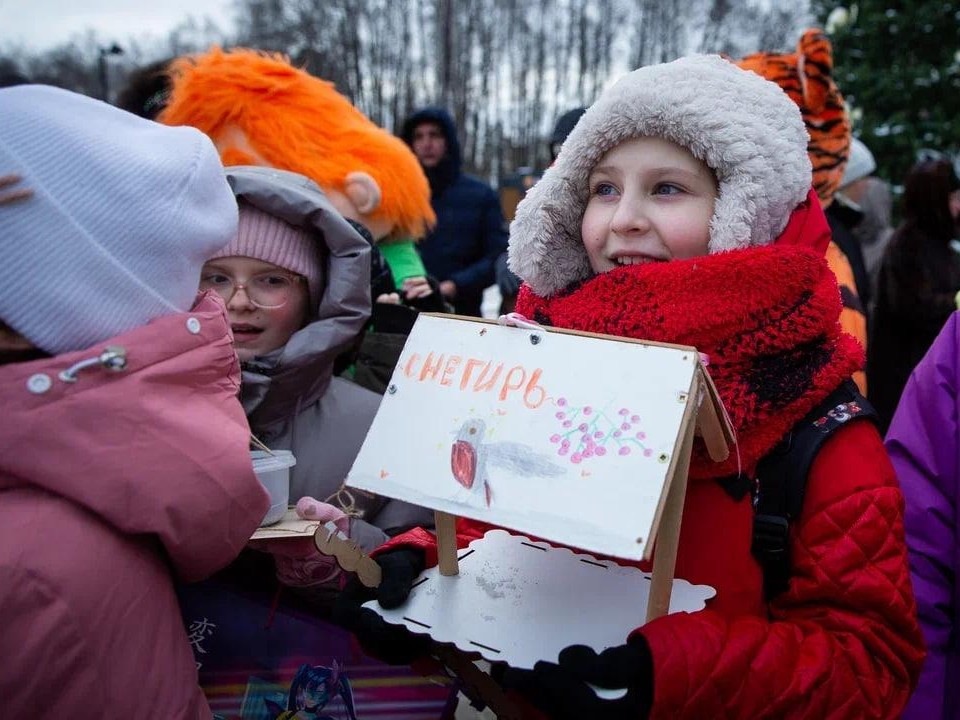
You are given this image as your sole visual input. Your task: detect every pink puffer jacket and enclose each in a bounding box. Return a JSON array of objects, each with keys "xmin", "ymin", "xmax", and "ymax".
[{"xmin": 0, "ymin": 293, "xmax": 269, "ymax": 717}]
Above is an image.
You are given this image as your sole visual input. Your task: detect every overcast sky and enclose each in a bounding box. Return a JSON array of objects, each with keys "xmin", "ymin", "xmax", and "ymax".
[{"xmin": 0, "ymin": 0, "xmax": 234, "ymax": 50}]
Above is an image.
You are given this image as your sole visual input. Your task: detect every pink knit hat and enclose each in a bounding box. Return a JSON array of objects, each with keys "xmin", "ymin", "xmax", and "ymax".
[{"xmin": 209, "ymin": 203, "xmax": 324, "ymax": 307}]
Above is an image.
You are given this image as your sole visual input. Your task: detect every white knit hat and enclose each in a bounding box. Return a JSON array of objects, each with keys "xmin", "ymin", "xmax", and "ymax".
[
  {"xmin": 840, "ymin": 137, "xmax": 876, "ymax": 189},
  {"xmin": 509, "ymin": 55, "xmax": 812, "ymax": 297},
  {"xmin": 0, "ymin": 85, "xmax": 238, "ymax": 355}
]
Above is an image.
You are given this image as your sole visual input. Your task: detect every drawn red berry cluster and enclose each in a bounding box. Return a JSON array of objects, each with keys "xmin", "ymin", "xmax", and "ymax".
[{"xmin": 549, "ymin": 397, "xmax": 653, "ymax": 464}]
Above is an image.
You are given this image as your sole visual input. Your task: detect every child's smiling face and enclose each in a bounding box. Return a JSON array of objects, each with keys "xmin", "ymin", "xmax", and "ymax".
[
  {"xmin": 200, "ymin": 256, "xmax": 310, "ymax": 362},
  {"xmin": 581, "ymin": 136, "xmax": 718, "ymax": 273}
]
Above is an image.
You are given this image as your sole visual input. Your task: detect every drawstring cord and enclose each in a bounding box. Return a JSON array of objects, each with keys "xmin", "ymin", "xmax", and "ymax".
[{"xmin": 58, "ymin": 346, "xmax": 127, "ymax": 383}]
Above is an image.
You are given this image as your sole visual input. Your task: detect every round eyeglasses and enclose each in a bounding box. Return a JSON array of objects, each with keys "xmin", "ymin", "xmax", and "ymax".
[{"xmin": 200, "ymin": 271, "xmax": 305, "ymax": 309}]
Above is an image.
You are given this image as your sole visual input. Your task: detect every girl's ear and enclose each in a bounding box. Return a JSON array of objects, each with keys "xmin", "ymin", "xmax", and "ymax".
[{"xmin": 343, "ymin": 172, "xmax": 382, "ymax": 214}]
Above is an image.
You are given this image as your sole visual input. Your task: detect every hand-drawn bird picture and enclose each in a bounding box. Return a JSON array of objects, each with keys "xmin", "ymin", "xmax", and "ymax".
[{"xmin": 451, "ymin": 418, "xmax": 565, "ymax": 507}]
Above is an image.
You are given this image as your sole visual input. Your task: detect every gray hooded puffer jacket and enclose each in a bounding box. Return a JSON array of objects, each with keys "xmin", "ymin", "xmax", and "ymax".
[{"xmin": 225, "ymin": 166, "xmax": 434, "ymax": 548}]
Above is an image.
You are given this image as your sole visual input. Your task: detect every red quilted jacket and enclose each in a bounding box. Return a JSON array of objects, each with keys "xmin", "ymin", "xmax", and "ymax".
[
  {"xmin": 384, "ymin": 420, "xmax": 920, "ymax": 718},
  {"xmin": 380, "ymin": 199, "xmax": 923, "ymax": 718}
]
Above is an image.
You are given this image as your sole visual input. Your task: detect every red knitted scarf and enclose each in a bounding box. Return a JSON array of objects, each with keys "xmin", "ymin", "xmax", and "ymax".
[{"xmin": 515, "ymin": 245, "xmax": 863, "ymax": 479}]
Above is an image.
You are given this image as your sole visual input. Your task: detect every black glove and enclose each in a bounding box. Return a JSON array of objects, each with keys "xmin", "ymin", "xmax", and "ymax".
[
  {"xmin": 497, "ymin": 635, "xmax": 654, "ymax": 720},
  {"xmin": 331, "ymin": 547, "xmax": 432, "ymax": 665}
]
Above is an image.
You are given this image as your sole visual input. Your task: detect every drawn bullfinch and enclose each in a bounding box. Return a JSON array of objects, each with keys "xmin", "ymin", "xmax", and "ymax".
[{"xmin": 451, "ymin": 418, "xmax": 565, "ymax": 507}]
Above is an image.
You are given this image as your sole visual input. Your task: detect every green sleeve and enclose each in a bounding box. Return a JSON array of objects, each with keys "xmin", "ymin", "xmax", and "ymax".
[{"xmin": 379, "ymin": 239, "xmax": 427, "ymax": 283}]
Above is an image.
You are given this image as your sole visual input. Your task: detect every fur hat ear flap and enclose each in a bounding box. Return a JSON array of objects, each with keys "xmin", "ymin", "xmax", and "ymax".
[{"xmin": 797, "ymin": 28, "xmax": 834, "ymax": 115}]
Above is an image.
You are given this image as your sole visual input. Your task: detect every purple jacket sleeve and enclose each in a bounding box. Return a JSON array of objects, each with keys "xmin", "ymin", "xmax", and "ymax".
[{"xmin": 886, "ymin": 311, "xmax": 959, "ymax": 719}]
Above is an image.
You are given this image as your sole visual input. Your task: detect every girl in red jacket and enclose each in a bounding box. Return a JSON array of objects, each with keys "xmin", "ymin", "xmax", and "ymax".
[{"xmin": 337, "ymin": 55, "xmax": 924, "ymax": 719}]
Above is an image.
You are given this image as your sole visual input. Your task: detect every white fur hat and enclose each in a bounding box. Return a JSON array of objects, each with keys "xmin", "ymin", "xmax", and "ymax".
[
  {"xmin": 0, "ymin": 85, "xmax": 237, "ymax": 354},
  {"xmin": 509, "ymin": 55, "xmax": 812, "ymax": 297}
]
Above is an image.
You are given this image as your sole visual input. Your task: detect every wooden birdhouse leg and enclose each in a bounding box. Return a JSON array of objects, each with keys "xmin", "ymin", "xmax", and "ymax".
[
  {"xmin": 435, "ymin": 510, "xmax": 460, "ymax": 576},
  {"xmin": 645, "ymin": 392, "xmax": 697, "ymax": 623}
]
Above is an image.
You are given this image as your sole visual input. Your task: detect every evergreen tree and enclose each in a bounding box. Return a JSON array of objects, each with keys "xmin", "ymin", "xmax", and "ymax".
[{"xmin": 812, "ymin": 1, "xmax": 960, "ymax": 188}]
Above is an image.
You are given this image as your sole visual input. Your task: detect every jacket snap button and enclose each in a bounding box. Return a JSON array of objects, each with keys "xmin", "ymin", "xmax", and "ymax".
[
  {"xmin": 186, "ymin": 317, "xmax": 202, "ymax": 334},
  {"xmin": 27, "ymin": 373, "xmax": 52, "ymax": 394}
]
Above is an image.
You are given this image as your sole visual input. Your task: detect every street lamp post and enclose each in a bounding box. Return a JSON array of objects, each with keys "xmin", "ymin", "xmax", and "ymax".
[{"xmin": 98, "ymin": 43, "xmax": 124, "ymax": 103}]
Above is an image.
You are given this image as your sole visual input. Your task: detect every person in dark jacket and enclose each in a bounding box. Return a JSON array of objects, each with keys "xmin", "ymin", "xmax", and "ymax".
[
  {"xmin": 400, "ymin": 108, "xmax": 508, "ymax": 317},
  {"xmin": 869, "ymin": 155, "xmax": 960, "ymax": 429}
]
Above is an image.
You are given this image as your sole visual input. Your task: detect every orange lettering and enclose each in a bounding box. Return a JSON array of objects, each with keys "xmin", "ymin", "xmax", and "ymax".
[
  {"xmin": 440, "ymin": 356, "xmax": 462, "ymax": 386},
  {"xmin": 403, "ymin": 353, "xmax": 421, "ymax": 378},
  {"xmin": 523, "ymin": 368, "xmax": 547, "ymax": 409},
  {"xmin": 499, "ymin": 365, "xmax": 527, "ymax": 401},
  {"xmin": 419, "ymin": 352, "xmax": 444, "ymax": 381},
  {"xmin": 461, "ymin": 358, "xmax": 485, "ymax": 389},
  {"xmin": 473, "ymin": 361, "xmax": 503, "ymax": 392}
]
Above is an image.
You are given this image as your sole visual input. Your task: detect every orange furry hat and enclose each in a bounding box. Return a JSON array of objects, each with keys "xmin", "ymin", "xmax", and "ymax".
[{"xmin": 159, "ymin": 47, "xmax": 434, "ymax": 240}]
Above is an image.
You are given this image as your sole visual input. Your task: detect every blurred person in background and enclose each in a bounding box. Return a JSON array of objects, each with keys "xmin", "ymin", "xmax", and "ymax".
[
  {"xmin": 869, "ymin": 153, "xmax": 960, "ymax": 429},
  {"xmin": 400, "ymin": 107, "xmax": 508, "ymax": 317},
  {"xmin": 837, "ymin": 137, "xmax": 894, "ymax": 313}
]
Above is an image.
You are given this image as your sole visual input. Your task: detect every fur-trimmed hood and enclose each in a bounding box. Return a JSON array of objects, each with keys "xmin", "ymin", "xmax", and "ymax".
[{"xmin": 509, "ymin": 54, "xmax": 812, "ymax": 297}]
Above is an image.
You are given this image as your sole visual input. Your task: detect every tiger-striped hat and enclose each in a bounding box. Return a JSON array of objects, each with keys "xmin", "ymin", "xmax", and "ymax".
[{"xmin": 508, "ymin": 54, "xmax": 812, "ymax": 298}]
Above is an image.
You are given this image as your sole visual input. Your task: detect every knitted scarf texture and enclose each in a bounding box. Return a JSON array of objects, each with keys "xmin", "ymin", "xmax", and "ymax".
[{"xmin": 514, "ymin": 245, "xmax": 863, "ymax": 479}]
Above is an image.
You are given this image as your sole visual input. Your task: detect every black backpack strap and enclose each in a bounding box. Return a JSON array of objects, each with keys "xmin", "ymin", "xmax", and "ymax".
[{"xmin": 752, "ymin": 380, "xmax": 879, "ymax": 600}]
